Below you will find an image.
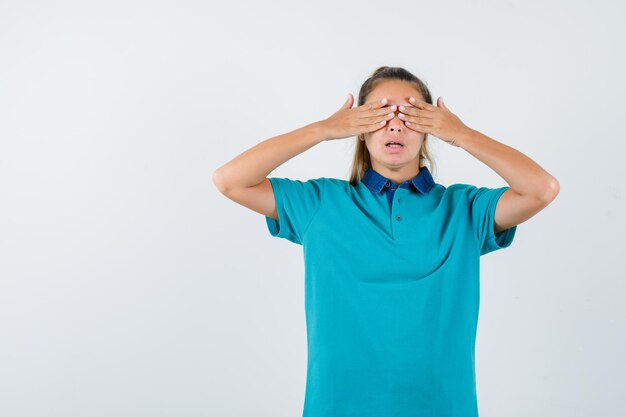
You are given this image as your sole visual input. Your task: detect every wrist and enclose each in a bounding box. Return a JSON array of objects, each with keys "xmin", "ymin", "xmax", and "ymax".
[
  {"xmin": 456, "ymin": 128, "xmax": 478, "ymax": 148},
  {"xmin": 311, "ymin": 120, "xmax": 331, "ymax": 142}
]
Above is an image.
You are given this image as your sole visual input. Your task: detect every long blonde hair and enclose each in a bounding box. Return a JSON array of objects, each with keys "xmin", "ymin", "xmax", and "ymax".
[{"xmin": 348, "ymin": 66, "xmax": 437, "ymax": 186}]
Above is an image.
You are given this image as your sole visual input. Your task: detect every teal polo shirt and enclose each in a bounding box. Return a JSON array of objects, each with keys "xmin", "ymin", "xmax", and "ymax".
[{"xmin": 264, "ymin": 166, "xmax": 517, "ymax": 417}]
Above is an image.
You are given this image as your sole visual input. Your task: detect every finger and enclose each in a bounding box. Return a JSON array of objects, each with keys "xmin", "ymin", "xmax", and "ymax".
[
  {"xmin": 398, "ymin": 105, "xmax": 430, "ymax": 118},
  {"xmin": 402, "ymin": 116, "xmax": 433, "ymax": 127},
  {"xmin": 399, "ymin": 112, "xmax": 434, "ymax": 126},
  {"xmin": 343, "ymin": 93, "xmax": 354, "ymax": 109},
  {"xmin": 358, "ymin": 97, "xmax": 390, "ymax": 112},
  {"xmin": 403, "ymin": 120, "xmax": 430, "ymax": 133},
  {"xmin": 355, "ymin": 105, "xmax": 396, "ymax": 125},
  {"xmin": 364, "ymin": 119, "xmax": 389, "ymax": 132},
  {"xmin": 360, "ymin": 111, "xmax": 395, "ymax": 126},
  {"xmin": 411, "ymin": 99, "xmax": 437, "ymax": 112}
]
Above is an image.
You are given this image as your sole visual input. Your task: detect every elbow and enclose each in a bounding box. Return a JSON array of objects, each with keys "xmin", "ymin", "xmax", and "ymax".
[
  {"xmin": 212, "ymin": 169, "xmax": 230, "ymax": 195},
  {"xmin": 541, "ymin": 177, "xmax": 560, "ymax": 204}
]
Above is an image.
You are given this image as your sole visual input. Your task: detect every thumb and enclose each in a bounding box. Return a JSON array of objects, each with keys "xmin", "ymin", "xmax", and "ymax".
[
  {"xmin": 343, "ymin": 93, "xmax": 354, "ymax": 109},
  {"xmin": 438, "ymin": 96, "xmax": 448, "ymax": 110}
]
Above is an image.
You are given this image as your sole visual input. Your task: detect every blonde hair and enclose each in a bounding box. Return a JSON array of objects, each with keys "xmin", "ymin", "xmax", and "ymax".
[{"xmin": 348, "ymin": 66, "xmax": 437, "ymax": 186}]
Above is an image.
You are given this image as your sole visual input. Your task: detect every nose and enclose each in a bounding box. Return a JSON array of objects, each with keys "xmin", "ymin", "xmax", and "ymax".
[{"xmin": 388, "ymin": 109, "xmax": 403, "ymax": 131}]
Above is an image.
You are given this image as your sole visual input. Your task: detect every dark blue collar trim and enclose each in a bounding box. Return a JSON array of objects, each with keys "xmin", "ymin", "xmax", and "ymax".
[{"xmin": 361, "ymin": 166, "xmax": 435, "ymax": 194}]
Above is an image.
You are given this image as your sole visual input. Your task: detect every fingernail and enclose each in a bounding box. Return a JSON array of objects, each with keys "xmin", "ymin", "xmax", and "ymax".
[{"xmin": 381, "ymin": 98, "xmax": 387, "ymax": 104}]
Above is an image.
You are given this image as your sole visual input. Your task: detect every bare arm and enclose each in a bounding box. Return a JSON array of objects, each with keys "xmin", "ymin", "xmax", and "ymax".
[
  {"xmin": 212, "ymin": 94, "xmax": 393, "ymax": 220},
  {"xmin": 212, "ymin": 121, "xmax": 329, "ymax": 220},
  {"xmin": 212, "ymin": 121, "xmax": 328, "ymax": 193}
]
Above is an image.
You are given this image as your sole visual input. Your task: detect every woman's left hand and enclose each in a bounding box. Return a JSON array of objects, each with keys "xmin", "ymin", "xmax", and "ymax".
[{"xmin": 397, "ymin": 96, "xmax": 472, "ymax": 147}]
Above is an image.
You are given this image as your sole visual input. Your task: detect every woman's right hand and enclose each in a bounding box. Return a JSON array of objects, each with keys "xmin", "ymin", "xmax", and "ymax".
[{"xmin": 319, "ymin": 94, "xmax": 397, "ymax": 141}]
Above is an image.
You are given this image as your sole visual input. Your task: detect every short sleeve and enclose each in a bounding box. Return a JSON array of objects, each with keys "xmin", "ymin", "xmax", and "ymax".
[
  {"xmin": 466, "ymin": 185, "xmax": 517, "ymax": 256},
  {"xmin": 264, "ymin": 177, "xmax": 325, "ymax": 245}
]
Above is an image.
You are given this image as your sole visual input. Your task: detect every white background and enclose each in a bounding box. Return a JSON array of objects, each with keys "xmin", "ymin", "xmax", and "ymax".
[{"xmin": 1, "ymin": 1, "xmax": 624, "ymax": 416}]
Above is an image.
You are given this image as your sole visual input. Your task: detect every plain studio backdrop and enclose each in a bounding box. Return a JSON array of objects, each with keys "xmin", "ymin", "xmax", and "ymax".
[{"xmin": 1, "ymin": 1, "xmax": 624, "ymax": 416}]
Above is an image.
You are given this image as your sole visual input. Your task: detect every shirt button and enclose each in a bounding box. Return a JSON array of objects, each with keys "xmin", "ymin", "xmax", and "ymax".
[
  {"xmin": 395, "ymin": 215, "xmax": 402, "ymax": 221},
  {"xmin": 385, "ymin": 181, "xmax": 390, "ymax": 187}
]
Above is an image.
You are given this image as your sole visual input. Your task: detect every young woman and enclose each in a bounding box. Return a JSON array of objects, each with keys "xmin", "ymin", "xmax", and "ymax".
[{"xmin": 213, "ymin": 66, "xmax": 559, "ymax": 417}]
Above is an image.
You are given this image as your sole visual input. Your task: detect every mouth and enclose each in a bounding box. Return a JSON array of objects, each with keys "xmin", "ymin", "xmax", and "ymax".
[{"xmin": 385, "ymin": 140, "xmax": 404, "ymax": 148}]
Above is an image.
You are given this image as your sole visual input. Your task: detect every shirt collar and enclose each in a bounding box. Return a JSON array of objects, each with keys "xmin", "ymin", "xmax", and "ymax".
[{"xmin": 361, "ymin": 166, "xmax": 435, "ymax": 194}]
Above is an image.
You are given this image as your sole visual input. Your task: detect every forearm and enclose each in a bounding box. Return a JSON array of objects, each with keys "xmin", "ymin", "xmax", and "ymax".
[
  {"xmin": 213, "ymin": 121, "xmax": 328, "ymax": 192},
  {"xmin": 456, "ymin": 128, "xmax": 559, "ymax": 201}
]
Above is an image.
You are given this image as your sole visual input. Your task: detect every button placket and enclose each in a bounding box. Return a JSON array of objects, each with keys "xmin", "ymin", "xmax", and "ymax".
[{"xmin": 391, "ymin": 188, "xmax": 408, "ymax": 241}]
